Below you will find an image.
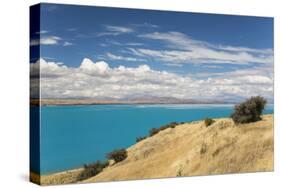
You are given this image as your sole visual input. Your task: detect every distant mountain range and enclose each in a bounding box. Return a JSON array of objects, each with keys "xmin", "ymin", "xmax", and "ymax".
[{"xmin": 32, "ymin": 96, "xmax": 230, "ymax": 106}]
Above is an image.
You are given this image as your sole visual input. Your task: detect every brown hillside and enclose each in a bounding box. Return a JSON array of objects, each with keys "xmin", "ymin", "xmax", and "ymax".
[
  {"xmin": 33, "ymin": 115, "xmax": 273, "ymax": 185},
  {"xmin": 84, "ymin": 114, "xmax": 273, "ymax": 183}
]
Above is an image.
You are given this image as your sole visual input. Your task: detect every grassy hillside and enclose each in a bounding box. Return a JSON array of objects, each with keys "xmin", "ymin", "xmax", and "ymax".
[
  {"xmin": 32, "ymin": 114, "xmax": 273, "ymax": 185},
  {"xmin": 84, "ymin": 114, "xmax": 273, "ymax": 183}
]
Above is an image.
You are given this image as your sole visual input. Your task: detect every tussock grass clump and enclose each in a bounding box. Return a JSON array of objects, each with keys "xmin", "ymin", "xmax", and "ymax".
[
  {"xmin": 231, "ymin": 96, "xmax": 267, "ymax": 124},
  {"xmin": 204, "ymin": 118, "xmax": 215, "ymax": 127},
  {"xmin": 107, "ymin": 148, "xmax": 127, "ymax": 163},
  {"xmin": 176, "ymin": 164, "xmax": 183, "ymax": 177}
]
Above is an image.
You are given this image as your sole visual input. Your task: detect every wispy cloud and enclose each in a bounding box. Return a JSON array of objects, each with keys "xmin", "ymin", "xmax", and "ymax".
[
  {"xmin": 106, "ymin": 40, "xmax": 123, "ymax": 46},
  {"xmin": 217, "ymin": 45, "xmax": 273, "ymax": 54},
  {"xmin": 105, "ymin": 25, "xmax": 134, "ymax": 33},
  {"xmin": 126, "ymin": 42, "xmax": 144, "ymax": 46},
  {"xmin": 30, "ymin": 36, "xmax": 61, "ymax": 46},
  {"xmin": 131, "ymin": 22, "xmax": 159, "ymax": 28},
  {"xmin": 201, "ymin": 65, "xmax": 224, "ymax": 69},
  {"xmin": 30, "ymin": 35, "xmax": 73, "ymax": 47},
  {"xmin": 35, "ymin": 30, "xmax": 49, "ymax": 34},
  {"xmin": 41, "ymin": 56, "xmax": 56, "ymax": 60},
  {"xmin": 106, "ymin": 52, "xmax": 146, "ymax": 62},
  {"xmin": 136, "ymin": 31, "xmax": 273, "ymax": 65},
  {"xmin": 97, "ymin": 25, "xmax": 134, "ymax": 36},
  {"xmin": 164, "ymin": 63, "xmax": 183, "ymax": 67},
  {"xmin": 99, "ymin": 43, "xmax": 108, "ymax": 47},
  {"xmin": 63, "ymin": 41, "xmax": 74, "ymax": 47},
  {"xmin": 101, "ymin": 39, "xmax": 144, "ymax": 47}
]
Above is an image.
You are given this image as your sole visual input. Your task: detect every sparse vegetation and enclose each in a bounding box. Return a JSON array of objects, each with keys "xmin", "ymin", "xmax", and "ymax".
[
  {"xmin": 200, "ymin": 142, "xmax": 207, "ymax": 155},
  {"xmin": 169, "ymin": 122, "xmax": 178, "ymax": 128},
  {"xmin": 34, "ymin": 114, "xmax": 273, "ymax": 185},
  {"xmin": 107, "ymin": 148, "xmax": 127, "ymax": 163},
  {"xmin": 231, "ymin": 96, "xmax": 267, "ymax": 124},
  {"xmin": 176, "ymin": 164, "xmax": 183, "ymax": 177},
  {"xmin": 78, "ymin": 160, "xmax": 109, "ymax": 181},
  {"xmin": 136, "ymin": 136, "xmax": 147, "ymax": 143},
  {"xmin": 76, "ymin": 120, "xmax": 185, "ymax": 181},
  {"xmin": 149, "ymin": 128, "xmax": 160, "ymax": 136},
  {"xmin": 149, "ymin": 122, "xmax": 180, "ymax": 137},
  {"xmin": 212, "ymin": 149, "xmax": 220, "ymax": 157},
  {"xmin": 204, "ymin": 118, "xmax": 215, "ymax": 127}
]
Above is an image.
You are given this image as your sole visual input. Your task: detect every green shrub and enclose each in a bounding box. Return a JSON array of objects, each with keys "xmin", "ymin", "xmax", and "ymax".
[
  {"xmin": 231, "ymin": 96, "xmax": 267, "ymax": 124},
  {"xmin": 136, "ymin": 136, "xmax": 147, "ymax": 143},
  {"xmin": 168, "ymin": 122, "xmax": 178, "ymax": 128},
  {"xmin": 149, "ymin": 128, "xmax": 160, "ymax": 136},
  {"xmin": 204, "ymin": 118, "xmax": 215, "ymax": 127},
  {"xmin": 149, "ymin": 122, "xmax": 180, "ymax": 137},
  {"xmin": 79, "ymin": 160, "xmax": 108, "ymax": 180},
  {"xmin": 169, "ymin": 124, "xmax": 176, "ymax": 128},
  {"xmin": 106, "ymin": 148, "xmax": 127, "ymax": 163}
]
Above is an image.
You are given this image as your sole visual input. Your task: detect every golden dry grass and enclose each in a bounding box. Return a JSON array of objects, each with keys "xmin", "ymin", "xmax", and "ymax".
[
  {"xmin": 84, "ymin": 114, "xmax": 273, "ymax": 183},
  {"xmin": 30, "ymin": 168, "xmax": 84, "ymax": 185},
  {"xmin": 32, "ymin": 114, "xmax": 273, "ymax": 185}
]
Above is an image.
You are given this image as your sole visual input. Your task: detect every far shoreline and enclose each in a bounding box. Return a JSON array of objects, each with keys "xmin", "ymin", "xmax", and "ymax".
[
  {"xmin": 31, "ymin": 98, "xmax": 235, "ymax": 106},
  {"xmin": 32, "ymin": 99, "xmax": 274, "ymax": 107}
]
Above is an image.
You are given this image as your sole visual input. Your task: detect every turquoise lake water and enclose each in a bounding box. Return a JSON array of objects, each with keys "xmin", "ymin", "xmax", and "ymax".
[{"xmin": 37, "ymin": 104, "xmax": 273, "ymax": 174}]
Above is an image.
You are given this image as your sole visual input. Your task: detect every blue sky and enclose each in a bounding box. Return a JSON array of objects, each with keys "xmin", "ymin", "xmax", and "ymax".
[{"xmin": 30, "ymin": 3, "xmax": 274, "ymax": 102}]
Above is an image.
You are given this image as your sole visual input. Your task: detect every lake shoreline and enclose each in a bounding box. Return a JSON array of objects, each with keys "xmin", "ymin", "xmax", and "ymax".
[
  {"xmin": 30, "ymin": 114, "xmax": 274, "ymax": 185},
  {"xmin": 31, "ymin": 98, "xmax": 232, "ymax": 106}
]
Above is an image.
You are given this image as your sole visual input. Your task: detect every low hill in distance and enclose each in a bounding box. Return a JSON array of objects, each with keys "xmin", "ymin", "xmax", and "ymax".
[{"xmin": 36, "ymin": 97, "xmax": 226, "ymax": 106}]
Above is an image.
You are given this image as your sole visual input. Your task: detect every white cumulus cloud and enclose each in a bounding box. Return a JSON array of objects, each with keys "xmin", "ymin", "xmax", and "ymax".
[{"xmin": 30, "ymin": 58, "xmax": 273, "ymax": 102}]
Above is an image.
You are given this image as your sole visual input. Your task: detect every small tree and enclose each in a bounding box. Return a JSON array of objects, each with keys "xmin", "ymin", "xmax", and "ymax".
[
  {"xmin": 231, "ymin": 96, "xmax": 267, "ymax": 124},
  {"xmin": 106, "ymin": 148, "xmax": 127, "ymax": 163}
]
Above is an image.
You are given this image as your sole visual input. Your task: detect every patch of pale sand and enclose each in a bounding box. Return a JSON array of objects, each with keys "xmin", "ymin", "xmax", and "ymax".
[{"xmin": 84, "ymin": 114, "xmax": 273, "ymax": 183}]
